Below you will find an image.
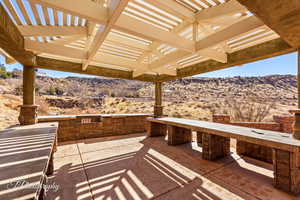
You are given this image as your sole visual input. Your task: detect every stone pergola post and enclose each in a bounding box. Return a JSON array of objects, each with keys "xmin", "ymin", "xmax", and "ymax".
[
  {"xmin": 290, "ymin": 49, "xmax": 300, "ymax": 139},
  {"xmin": 154, "ymin": 82, "xmax": 163, "ymax": 117},
  {"xmin": 18, "ymin": 65, "xmax": 38, "ymax": 125}
]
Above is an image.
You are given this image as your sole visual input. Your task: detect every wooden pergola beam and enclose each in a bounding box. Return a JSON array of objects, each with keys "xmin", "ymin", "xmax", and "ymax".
[
  {"xmin": 83, "ymin": 0, "xmax": 129, "ymax": 70},
  {"xmin": 236, "ymin": 0, "xmax": 300, "ymax": 48},
  {"xmin": 134, "ymin": 16, "xmax": 264, "ymax": 77},
  {"xmin": 17, "ymin": 25, "xmax": 87, "ymax": 37},
  {"xmin": 157, "ymin": 38, "xmax": 295, "ymax": 82},
  {"xmin": 36, "ymin": 56, "xmax": 159, "ymax": 82},
  {"xmin": 0, "ymin": 2, "xmax": 296, "ymax": 84}
]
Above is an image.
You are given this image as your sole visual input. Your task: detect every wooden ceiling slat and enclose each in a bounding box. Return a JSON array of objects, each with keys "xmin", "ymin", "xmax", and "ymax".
[
  {"xmin": 16, "ymin": 0, "xmax": 32, "ymax": 25},
  {"xmin": 52, "ymin": 9, "xmax": 59, "ymax": 25},
  {"xmin": 42, "ymin": 7, "xmax": 50, "ymax": 25},
  {"xmin": 130, "ymin": 1, "xmax": 178, "ymax": 27},
  {"xmin": 28, "ymin": 1, "xmax": 42, "ymax": 25},
  {"xmin": 2, "ymin": 0, "xmax": 22, "ymax": 24},
  {"xmin": 124, "ymin": 9, "xmax": 171, "ymax": 31}
]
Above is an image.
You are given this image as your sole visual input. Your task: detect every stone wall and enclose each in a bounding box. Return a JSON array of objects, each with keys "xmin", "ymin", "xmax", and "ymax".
[
  {"xmin": 212, "ymin": 114, "xmax": 294, "ymax": 163},
  {"xmin": 38, "ymin": 114, "xmax": 152, "ymax": 142}
]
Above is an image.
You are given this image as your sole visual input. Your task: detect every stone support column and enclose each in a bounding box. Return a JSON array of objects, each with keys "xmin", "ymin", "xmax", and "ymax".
[
  {"xmin": 154, "ymin": 82, "xmax": 163, "ymax": 117},
  {"xmin": 18, "ymin": 66, "xmax": 38, "ymax": 125}
]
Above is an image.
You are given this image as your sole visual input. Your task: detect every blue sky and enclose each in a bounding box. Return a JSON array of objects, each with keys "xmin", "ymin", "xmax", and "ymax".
[{"xmin": 1, "ymin": 52, "xmax": 297, "ymax": 78}]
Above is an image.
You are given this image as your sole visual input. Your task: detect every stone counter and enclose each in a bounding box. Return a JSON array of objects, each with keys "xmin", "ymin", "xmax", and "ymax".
[{"xmin": 38, "ymin": 113, "xmax": 152, "ymax": 142}]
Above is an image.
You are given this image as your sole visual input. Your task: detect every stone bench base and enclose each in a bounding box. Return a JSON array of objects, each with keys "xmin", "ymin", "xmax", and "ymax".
[
  {"xmin": 147, "ymin": 121, "xmax": 167, "ymax": 137},
  {"xmin": 167, "ymin": 125, "xmax": 191, "ymax": 145},
  {"xmin": 273, "ymin": 149, "xmax": 300, "ymax": 194},
  {"xmin": 201, "ymin": 133, "xmax": 230, "ymax": 160}
]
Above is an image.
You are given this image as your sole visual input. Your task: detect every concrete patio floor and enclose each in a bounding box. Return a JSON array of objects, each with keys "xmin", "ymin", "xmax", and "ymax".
[{"xmin": 46, "ymin": 134, "xmax": 300, "ymax": 200}]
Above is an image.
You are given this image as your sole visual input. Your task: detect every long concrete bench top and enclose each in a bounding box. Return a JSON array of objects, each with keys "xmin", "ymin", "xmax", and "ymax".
[
  {"xmin": 0, "ymin": 123, "xmax": 58, "ymax": 200},
  {"xmin": 148, "ymin": 117, "xmax": 300, "ymax": 152},
  {"xmin": 38, "ymin": 113, "xmax": 153, "ymax": 122}
]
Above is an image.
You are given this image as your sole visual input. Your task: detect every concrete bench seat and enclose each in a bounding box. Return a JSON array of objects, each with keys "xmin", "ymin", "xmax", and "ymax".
[
  {"xmin": 0, "ymin": 123, "xmax": 58, "ymax": 200},
  {"xmin": 147, "ymin": 117, "xmax": 300, "ymax": 194}
]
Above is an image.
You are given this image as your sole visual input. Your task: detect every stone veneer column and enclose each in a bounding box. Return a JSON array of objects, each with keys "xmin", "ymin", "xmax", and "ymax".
[
  {"xmin": 289, "ymin": 50, "xmax": 300, "ymax": 139},
  {"xmin": 212, "ymin": 114, "xmax": 231, "ymax": 123},
  {"xmin": 289, "ymin": 110, "xmax": 300, "ymax": 139},
  {"xmin": 273, "ymin": 115, "xmax": 294, "ymax": 133},
  {"xmin": 18, "ymin": 66, "xmax": 38, "ymax": 125},
  {"xmin": 273, "ymin": 149, "xmax": 300, "ymax": 194},
  {"xmin": 154, "ymin": 82, "xmax": 163, "ymax": 117}
]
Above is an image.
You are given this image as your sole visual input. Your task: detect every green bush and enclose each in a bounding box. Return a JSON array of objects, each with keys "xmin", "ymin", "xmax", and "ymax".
[
  {"xmin": 0, "ymin": 65, "xmax": 12, "ymax": 79},
  {"xmin": 47, "ymin": 86, "xmax": 56, "ymax": 95}
]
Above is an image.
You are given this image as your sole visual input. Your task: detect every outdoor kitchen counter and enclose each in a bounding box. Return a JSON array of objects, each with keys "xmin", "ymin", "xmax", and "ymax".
[{"xmin": 38, "ymin": 114, "xmax": 152, "ymax": 142}]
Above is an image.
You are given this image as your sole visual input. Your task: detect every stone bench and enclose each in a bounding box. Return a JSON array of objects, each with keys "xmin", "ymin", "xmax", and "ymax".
[
  {"xmin": 147, "ymin": 117, "xmax": 300, "ymax": 195},
  {"xmin": 0, "ymin": 122, "xmax": 58, "ymax": 200}
]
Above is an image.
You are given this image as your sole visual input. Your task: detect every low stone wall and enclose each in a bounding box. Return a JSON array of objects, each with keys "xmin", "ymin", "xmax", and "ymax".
[
  {"xmin": 212, "ymin": 114, "xmax": 294, "ymax": 163},
  {"xmin": 38, "ymin": 113, "xmax": 152, "ymax": 142}
]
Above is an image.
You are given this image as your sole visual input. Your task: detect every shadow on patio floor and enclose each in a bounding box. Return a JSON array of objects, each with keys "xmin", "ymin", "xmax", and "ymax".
[{"xmin": 46, "ymin": 135, "xmax": 300, "ymax": 200}]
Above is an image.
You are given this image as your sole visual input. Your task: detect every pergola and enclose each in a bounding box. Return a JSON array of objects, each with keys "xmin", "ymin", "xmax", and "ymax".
[{"xmin": 0, "ymin": 0, "xmax": 299, "ymax": 125}]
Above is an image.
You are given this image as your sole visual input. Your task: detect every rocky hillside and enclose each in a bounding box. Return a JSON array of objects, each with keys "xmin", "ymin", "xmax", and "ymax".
[{"xmin": 0, "ymin": 74, "xmax": 297, "ymax": 129}]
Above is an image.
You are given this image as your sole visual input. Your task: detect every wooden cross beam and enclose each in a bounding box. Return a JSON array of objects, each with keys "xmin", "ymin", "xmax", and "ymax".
[
  {"xmin": 133, "ymin": 16, "xmax": 264, "ymax": 77},
  {"xmin": 82, "ymin": 0, "xmax": 130, "ymax": 71}
]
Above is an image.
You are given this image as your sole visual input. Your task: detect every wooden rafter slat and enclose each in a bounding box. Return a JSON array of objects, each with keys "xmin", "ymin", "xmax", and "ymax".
[
  {"xmin": 104, "ymin": 40, "xmax": 147, "ymax": 53},
  {"xmin": 193, "ymin": 0, "xmax": 209, "ymax": 9},
  {"xmin": 16, "ymin": 0, "xmax": 32, "ymax": 25},
  {"xmin": 228, "ymin": 28, "xmax": 268, "ymax": 45},
  {"xmin": 128, "ymin": 1, "xmax": 178, "ymax": 28},
  {"xmin": 27, "ymin": 0, "xmax": 108, "ymax": 24},
  {"xmin": 124, "ymin": 9, "xmax": 172, "ymax": 31},
  {"xmin": 142, "ymin": 0, "xmax": 187, "ymax": 22},
  {"xmin": 201, "ymin": 0, "xmax": 218, "ymax": 6},
  {"xmin": 52, "ymin": 8, "xmax": 58, "ymax": 25},
  {"xmin": 62, "ymin": 12, "xmax": 66, "ymax": 25},
  {"xmin": 28, "ymin": 1, "xmax": 42, "ymax": 25},
  {"xmin": 70, "ymin": 15, "xmax": 75, "ymax": 26},
  {"xmin": 51, "ymin": 35, "xmax": 85, "ymax": 45},
  {"xmin": 230, "ymin": 33, "xmax": 278, "ymax": 49},
  {"xmin": 101, "ymin": 44, "xmax": 142, "ymax": 56},
  {"xmin": 3, "ymin": 0, "xmax": 22, "ymax": 25},
  {"xmin": 100, "ymin": 47, "xmax": 141, "ymax": 58},
  {"xmin": 78, "ymin": 18, "xmax": 85, "ymax": 26},
  {"xmin": 125, "ymin": 6, "xmax": 174, "ymax": 30},
  {"xmin": 42, "ymin": 6, "xmax": 50, "ymax": 25},
  {"xmin": 196, "ymin": 0, "xmax": 247, "ymax": 22}
]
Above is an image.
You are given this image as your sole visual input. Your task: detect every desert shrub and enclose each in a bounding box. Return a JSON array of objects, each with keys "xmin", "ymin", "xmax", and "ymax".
[
  {"xmin": 14, "ymin": 85, "xmax": 23, "ymax": 95},
  {"xmin": 0, "ymin": 66, "xmax": 12, "ymax": 79},
  {"xmin": 110, "ymin": 92, "xmax": 115, "ymax": 97},
  {"xmin": 46, "ymin": 86, "xmax": 55, "ymax": 95},
  {"xmin": 218, "ymin": 97, "xmax": 275, "ymax": 122},
  {"xmin": 55, "ymin": 87, "xmax": 64, "ymax": 96},
  {"xmin": 35, "ymin": 97, "xmax": 50, "ymax": 115}
]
